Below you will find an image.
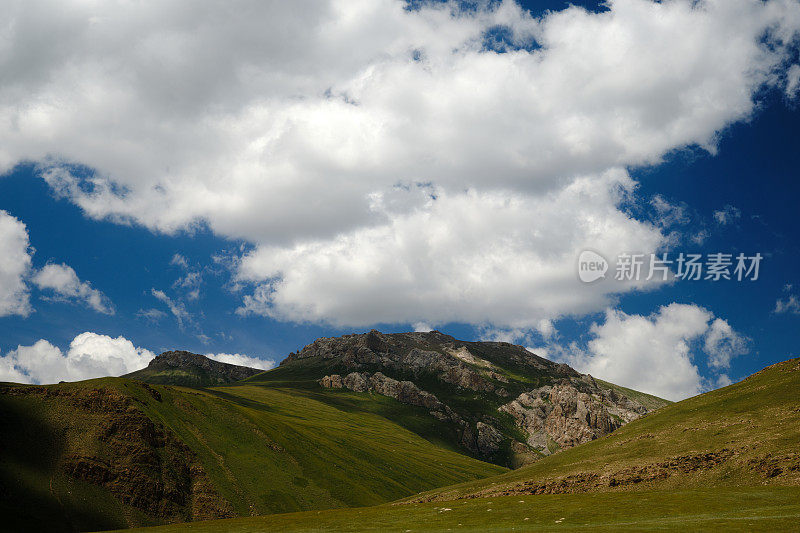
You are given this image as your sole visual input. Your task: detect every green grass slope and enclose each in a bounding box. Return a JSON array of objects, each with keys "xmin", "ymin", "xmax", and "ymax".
[
  {"xmin": 595, "ymin": 378, "xmax": 673, "ymax": 411},
  {"xmin": 124, "ymin": 366, "xmax": 219, "ymax": 387},
  {"xmin": 0, "ymin": 378, "xmax": 505, "ymax": 532},
  {"xmin": 113, "ymin": 357, "xmax": 800, "ymax": 533},
  {"xmin": 144, "ymin": 383, "xmax": 505, "ymax": 513},
  {"xmin": 245, "ymin": 347, "xmax": 671, "ymax": 467},
  {"xmin": 115, "ymin": 486, "xmax": 800, "ymax": 533},
  {"xmin": 406, "ymin": 357, "xmax": 800, "ymax": 502}
]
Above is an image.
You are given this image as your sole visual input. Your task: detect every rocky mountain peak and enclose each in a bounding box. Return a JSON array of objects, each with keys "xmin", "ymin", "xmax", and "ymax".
[
  {"xmin": 285, "ymin": 330, "xmax": 665, "ymax": 466},
  {"xmin": 127, "ymin": 350, "xmax": 263, "ymax": 386}
]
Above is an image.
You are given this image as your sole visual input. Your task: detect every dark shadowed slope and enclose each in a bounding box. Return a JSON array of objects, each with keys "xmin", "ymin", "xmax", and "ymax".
[{"xmin": 0, "ymin": 377, "xmax": 504, "ymax": 532}]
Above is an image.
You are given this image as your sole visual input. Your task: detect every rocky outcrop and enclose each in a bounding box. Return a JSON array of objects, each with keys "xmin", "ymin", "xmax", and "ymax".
[
  {"xmin": 320, "ymin": 371, "xmax": 499, "ymax": 454},
  {"xmin": 297, "ymin": 330, "xmax": 658, "ymax": 465},
  {"xmin": 500, "ymin": 380, "xmax": 648, "ymax": 455},
  {"xmin": 148, "ymin": 351, "xmax": 263, "ymax": 381},
  {"xmin": 125, "ymin": 351, "xmax": 264, "ymax": 386},
  {"xmin": 289, "ymin": 330, "xmax": 562, "ymax": 397},
  {"xmin": 320, "ymin": 372, "xmax": 452, "ymax": 415},
  {"xmin": 476, "ymin": 422, "xmax": 504, "ymax": 456},
  {"xmin": 3, "ymin": 384, "xmax": 234, "ymax": 522}
]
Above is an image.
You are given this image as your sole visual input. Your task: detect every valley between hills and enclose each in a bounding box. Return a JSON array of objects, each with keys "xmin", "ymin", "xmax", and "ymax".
[{"xmin": 1, "ymin": 330, "xmax": 798, "ymax": 532}]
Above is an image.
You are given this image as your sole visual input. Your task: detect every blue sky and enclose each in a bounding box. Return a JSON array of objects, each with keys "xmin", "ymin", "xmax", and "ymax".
[{"xmin": 0, "ymin": 0, "xmax": 798, "ymax": 400}]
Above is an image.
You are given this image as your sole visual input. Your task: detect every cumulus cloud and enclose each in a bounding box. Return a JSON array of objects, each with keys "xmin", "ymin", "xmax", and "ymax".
[
  {"xmin": 205, "ymin": 353, "xmax": 275, "ymax": 371},
  {"xmin": 0, "ymin": 332, "xmax": 155, "ymax": 384},
  {"xmin": 548, "ymin": 303, "xmax": 749, "ymax": 400},
  {"xmin": 32, "ymin": 263, "xmax": 114, "ymax": 314},
  {"xmin": 0, "ymin": 210, "xmax": 32, "ymax": 317},
  {"xmin": 237, "ymin": 171, "xmax": 664, "ymax": 327},
  {"xmin": 2, "ymin": 0, "xmax": 800, "ymax": 328},
  {"xmin": 704, "ymin": 317, "xmax": 749, "ymax": 369}
]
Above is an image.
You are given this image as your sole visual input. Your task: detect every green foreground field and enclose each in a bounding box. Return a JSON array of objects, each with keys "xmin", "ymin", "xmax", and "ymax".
[{"xmin": 117, "ymin": 487, "xmax": 800, "ymax": 532}]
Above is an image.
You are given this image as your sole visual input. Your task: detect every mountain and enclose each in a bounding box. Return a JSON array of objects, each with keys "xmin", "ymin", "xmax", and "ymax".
[
  {"xmin": 263, "ymin": 330, "xmax": 669, "ymax": 466},
  {"xmin": 0, "ymin": 375, "xmax": 503, "ymax": 532},
  {"xmin": 112, "ymin": 357, "xmax": 800, "ymax": 533},
  {"xmin": 406, "ymin": 356, "xmax": 800, "ymax": 502},
  {"xmin": 124, "ymin": 351, "xmax": 264, "ymax": 387},
  {"xmin": 0, "ymin": 330, "xmax": 670, "ymax": 532}
]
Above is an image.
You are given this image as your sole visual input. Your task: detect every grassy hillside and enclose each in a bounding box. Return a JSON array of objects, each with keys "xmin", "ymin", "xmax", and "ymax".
[
  {"xmin": 406, "ymin": 357, "xmax": 800, "ymax": 502},
  {"xmin": 146, "ymin": 384, "xmax": 506, "ymax": 513},
  {"xmin": 595, "ymin": 378, "xmax": 673, "ymax": 411},
  {"xmin": 124, "ymin": 366, "xmax": 220, "ymax": 387},
  {"xmin": 245, "ymin": 341, "xmax": 670, "ymax": 467},
  {"xmin": 0, "ymin": 378, "xmax": 504, "ymax": 531},
  {"xmin": 113, "ymin": 357, "xmax": 800, "ymax": 533},
  {"xmin": 114, "ymin": 486, "xmax": 800, "ymax": 532}
]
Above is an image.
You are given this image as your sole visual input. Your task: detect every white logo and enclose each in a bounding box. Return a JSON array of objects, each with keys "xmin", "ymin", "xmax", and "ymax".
[{"xmin": 578, "ymin": 250, "xmax": 608, "ymax": 283}]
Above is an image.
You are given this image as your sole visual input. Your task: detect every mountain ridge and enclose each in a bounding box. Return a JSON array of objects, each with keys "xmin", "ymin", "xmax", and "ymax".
[
  {"xmin": 97, "ymin": 355, "xmax": 800, "ymax": 533},
  {"xmin": 404, "ymin": 356, "xmax": 800, "ymax": 504},
  {"xmin": 263, "ymin": 329, "xmax": 669, "ymax": 466},
  {"xmin": 124, "ymin": 350, "xmax": 264, "ymax": 387}
]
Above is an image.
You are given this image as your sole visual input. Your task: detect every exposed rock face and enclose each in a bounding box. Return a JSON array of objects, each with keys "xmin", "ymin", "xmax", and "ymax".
[
  {"xmin": 476, "ymin": 422, "xmax": 504, "ymax": 456},
  {"xmin": 150, "ymin": 351, "xmax": 263, "ymax": 381},
  {"xmin": 288, "ymin": 330, "xmax": 577, "ymax": 396},
  {"xmin": 125, "ymin": 351, "xmax": 263, "ymax": 386},
  {"xmin": 320, "ymin": 372, "xmax": 455, "ymax": 417},
  {"xmin": 294, "ymin": 330, "xmax": 658, "ymax": 465},
  {"xmin": 2, "ymin": 384, "xmax": 234, "ymax": 522},
  {"xmin": 500, "ymin": 380, "xmax": 648, "ymax": 455}
]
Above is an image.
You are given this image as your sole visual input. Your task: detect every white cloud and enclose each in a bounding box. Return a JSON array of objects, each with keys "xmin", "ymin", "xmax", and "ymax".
[
  {"xmin": 2, "ymin": 0, "xmax": 799, "ymax": 328},
  {"xmin": 0, "ymin": 355, "xmax": 28, "ymax": 383},
  {"xmin": 480, "ymin": 318, "xmax": 556, "ymax": 345},
  {"xmin": 174, "ymin": 270, "xmax": 202, "ymax": 301},
  {"xmin": 775, "ymin": 293, "xmax": 800, "ymax": 314},
  {"xmin": 787, "ymin": 64, "xmax": 800, "ymax": 98},
  {"xmin": 716, "ymin": 374, "xmax": 733, "ymax": 388},
  {"xmin": 704, "ymin": 317, "xmax": 749, "ymax": 369},
  {"xmin": 651, "ymin": 195, "xmax": 689, "ymax": 228},
  {"xmin": 0, "ymin": 332, "xmax": 155, "ymax": 384},
  {"xmin": 32, "ymin": 263, "xmax": 114, "ymax": 314},
  {"xmin": 0, "ymin": 210, "xmax": 32, "ymax": 317},
  {"xmin": 691, "ymin": 230, "xmax": 709, "ymax": 245},
  {"xmin": 136, "ymin": 308, "xmax": 167, "ymax": 322},
  {"xmin": 205, "ymin": 353, "xmax": 275, "ymax": 371},
  {"xmin": 152, "ymin": 288, "xmax": 191, "ymax": 329},
  {"xmin": 237, "ymin": 171, "xmax": 665, "ymax": 328},
  {"xmin": 170, "ymin": 253, "xmax": 189, "ymax": 269},
  {"xmin": 550, "ymin": 303, "xmax": 749, "ymax": 401},
  {"xmin": 713, "ymin": 205, "xmax": 742, "ymax": 225}
]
